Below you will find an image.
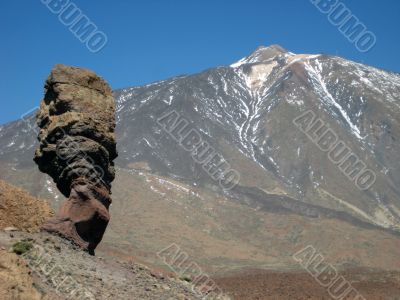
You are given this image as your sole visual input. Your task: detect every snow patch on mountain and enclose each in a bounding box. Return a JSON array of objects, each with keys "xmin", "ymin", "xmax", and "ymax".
[{"xmin": 305, "ymin": 59, "xmax": 363, "ymax": 139}]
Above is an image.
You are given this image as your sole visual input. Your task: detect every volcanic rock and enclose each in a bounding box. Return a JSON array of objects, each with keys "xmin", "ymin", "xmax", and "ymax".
[{"xmin": 34, "ymin": 64, "xmax": 117, "ymax": 254}]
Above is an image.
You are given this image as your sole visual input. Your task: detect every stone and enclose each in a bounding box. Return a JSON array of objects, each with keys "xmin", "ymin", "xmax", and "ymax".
[
  {"xmin": 3, "ymin": 227, "xmax": 18, "ymax": 232},
  {"xmin": 34, "ymin": 64, "xmax": 117, "ymax": 254}
]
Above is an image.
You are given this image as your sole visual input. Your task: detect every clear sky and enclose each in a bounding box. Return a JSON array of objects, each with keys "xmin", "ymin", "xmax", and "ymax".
[{"xmin": 1, "ymin": 0, "xmax": 399, "ymax": 124}]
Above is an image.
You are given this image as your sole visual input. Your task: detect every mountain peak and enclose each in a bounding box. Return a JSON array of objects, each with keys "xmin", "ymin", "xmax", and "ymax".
[
  {"xmin": 254, "ymin": 44, "xmax": 288, "ymax": 54},
  {"xmin": 231, "ymin": 44, "xmax": 290, "ymax": 68}
]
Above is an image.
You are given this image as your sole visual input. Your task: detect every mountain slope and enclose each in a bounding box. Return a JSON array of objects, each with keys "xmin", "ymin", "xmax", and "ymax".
[{"xmin": 112, "ymin": 45, "xmax": 400, "ymax": 230}]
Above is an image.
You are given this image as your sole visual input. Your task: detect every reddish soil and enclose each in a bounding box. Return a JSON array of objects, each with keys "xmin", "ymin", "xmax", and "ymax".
[
  {"xmin": 214, "ymin": 268, "xmax": 400, "ymax": 300},
  {"xmin": 0, "ymin": 180, "xmax": 53, "ymax": 232},
  {"xmin": 0, "ymin": 250, "xmax": 44, "ymax": 300}
]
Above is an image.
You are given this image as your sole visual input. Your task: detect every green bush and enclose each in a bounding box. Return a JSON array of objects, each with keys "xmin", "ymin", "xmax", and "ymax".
[
  {"xmin": 180, "ymin": 276, "xmax": 192, "ymax": 283},
  {"xmin": 12, "ymin": 241, "xmax": 33, "ymax": 255}
]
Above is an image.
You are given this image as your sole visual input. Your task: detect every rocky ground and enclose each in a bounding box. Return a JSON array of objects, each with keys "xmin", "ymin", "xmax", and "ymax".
[
  {"xmin": 0, "ymin": 248, "xmax": 43, "ymax": 300},
  {"xmin": 0, "ymin": 230, "xmax": 217, "ymax": 300},
  {"xmin": 2, "ymin": 222, "xmax": 400, "ymax": 300},
  {"xmin": 2, "ymin": 177, "xmax": 400, "ymax": 299},
  {"xmin": 0, "ymin": 179, "xmax": 224, "ymax": 299}
]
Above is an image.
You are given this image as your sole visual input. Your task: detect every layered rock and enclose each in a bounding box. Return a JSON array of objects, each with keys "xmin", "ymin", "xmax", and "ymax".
[{"xmin": 34, "ymin": 64, "xmax": 117, "ymax": 254}]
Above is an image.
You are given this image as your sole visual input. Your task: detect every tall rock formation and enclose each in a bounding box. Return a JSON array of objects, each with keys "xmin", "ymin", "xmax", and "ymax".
[{"xmin": 34, "ymin": 64, "xmax": 117, "ymax": 254}]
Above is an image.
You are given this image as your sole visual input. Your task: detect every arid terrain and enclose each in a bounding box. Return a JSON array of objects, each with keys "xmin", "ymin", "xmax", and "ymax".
[
  {"xmin": 0, "ymin": 180, "xmax": 213, "ymax": 299},
  {"xmin": 1, "ymin": 45, "xmax": 400, "ymax": 299},
  {"xmin": 1, "ymin": 178, "xmax": 400, "ymax": 299},
  {"xmin": 0, "ymin": 230, "xmax": 212, "ymax": 300},
  {"xmin": 215, "ymin": 269, "xmax": 400, "ymax": 300},
  {"xmin": 0, "ymin": 180, "xmax": 53, "ymax": 232}
]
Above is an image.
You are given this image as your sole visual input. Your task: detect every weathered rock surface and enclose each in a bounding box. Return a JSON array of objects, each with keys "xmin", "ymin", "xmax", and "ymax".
[{"xmin": 34, "ymin": 64, "xmax": 117, "ymax": 254}]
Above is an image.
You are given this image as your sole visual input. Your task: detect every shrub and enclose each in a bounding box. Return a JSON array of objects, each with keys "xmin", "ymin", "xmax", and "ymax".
[{"xmin": 12, "ymin": 241, "xmax": 33, "ymax": 255}]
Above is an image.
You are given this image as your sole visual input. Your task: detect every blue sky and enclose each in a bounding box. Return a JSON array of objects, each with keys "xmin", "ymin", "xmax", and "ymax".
[{"xmin": 1, "ymin": 0, "xmax": 399, "ymax": 124}]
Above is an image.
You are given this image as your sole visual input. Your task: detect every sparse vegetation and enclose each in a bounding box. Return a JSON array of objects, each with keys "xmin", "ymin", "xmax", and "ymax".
[
  {"xmin": 12, "ymin": 241, "xmax": 33, "ymax": 255},
  {"xmin": 180, "ymin": 276, "xmax": 192, "ymax": 283}
]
